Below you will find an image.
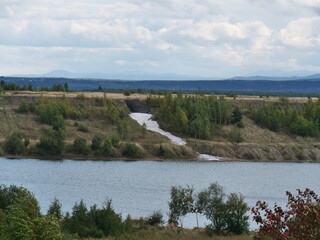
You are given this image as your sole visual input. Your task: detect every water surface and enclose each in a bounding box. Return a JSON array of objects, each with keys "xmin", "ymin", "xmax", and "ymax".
[{"xmin": 1, "ymin": 158, "xmax": 319, "ymax": 229}]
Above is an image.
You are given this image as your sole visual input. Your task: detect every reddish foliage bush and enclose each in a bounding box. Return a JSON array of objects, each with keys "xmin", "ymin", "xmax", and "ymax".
[{"xmin": 252, "ymin": 188, "xmax": 320, "ymax": 240}]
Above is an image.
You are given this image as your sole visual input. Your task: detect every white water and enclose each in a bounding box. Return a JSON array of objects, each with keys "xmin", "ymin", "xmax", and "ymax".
[
  {"xmin": 130, "ymin": 113, "xmax": 220, "ymax": 161},
  {"xmin": 130, "ymin": 113, "xmax": 186, "ymax": 145}
]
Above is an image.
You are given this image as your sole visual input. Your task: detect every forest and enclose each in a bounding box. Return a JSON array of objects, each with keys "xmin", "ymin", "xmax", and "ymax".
[{"xmin": 147, "ymin": 93, "xmax": 320, "ymax": 140}]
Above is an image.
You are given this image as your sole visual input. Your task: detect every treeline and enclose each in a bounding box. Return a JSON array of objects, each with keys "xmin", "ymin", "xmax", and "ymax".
[
  {"xmin": 253, "ymin": 98, "xmax": 320, "ymax": 137},
  {"xmin": 93, "ymin": 87, "xmax": 320, "ymax": 98},
  {"xmin": 147, "ymin": 94, "xmax": 242, "ymax": 139},
  {"xmin": 0, "ymin": 80, "xmax": 69, "ymax": 92},
  {"xmin": 0, "ymin": 183, "xmax": 250, "ymax": 240},
  {"xmin": 3, "ymin": 78, "xmax": 320, "ymax": 98}
]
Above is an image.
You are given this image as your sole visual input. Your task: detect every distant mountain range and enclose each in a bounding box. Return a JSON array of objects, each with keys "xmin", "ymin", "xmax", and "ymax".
[{"xmin": 10, "ymin": 70, "xmax": 320, "ymax": 81}]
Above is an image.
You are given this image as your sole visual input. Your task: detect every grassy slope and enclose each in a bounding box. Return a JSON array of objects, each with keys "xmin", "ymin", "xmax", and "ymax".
[
  {"xmin": 1, "ymin": 91, "xmax": 320, "ymax": 161},
  {"xmin": 0, "ymin": 93, "xmax": 197, "ymax": 160}
]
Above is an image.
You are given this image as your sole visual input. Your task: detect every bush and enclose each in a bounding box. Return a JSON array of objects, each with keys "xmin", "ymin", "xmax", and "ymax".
[
  {"xmin": 252, "ymin": 188, "xmax": 320, "ymax": 240},
  {"xmin": 62, "ymin": 200, "xmax": 130, "ymax": 238},
  {"xmin": 123, "ymin": 89, "xmax": 132, "ymax": 96},
  {"xmin": 123, "ymin": 143, "xmax": 139, "ymax": 158},
  {"xmin": 103, "ymin": 139, "xmax": 113, "ymax": 156},
  {"xmin": 228, "ymin": 127, "xmax": 243, "ymax": 143},
  {"xmin": 24, "ymin": 138, "xmax": 30, "ymax": 147},
  {"xmin": 17, "ymin": 100, "xmax": 29, "ymax": 113},
  {"xmin": 73, "ymin": 137, "xmax": 90, "ymax": 155},
  {"xmin": 77, "ymin": 124, "xmax": 89, "ymax": 133},
  {"xmin": 4, "ymin": 132, "xmax": 25, "ymax": 155},
  {"xmin": 37, "ymin": 129, "xmax": 65, "ymax": 155},
  {"xmin": 111, "ymin": 135, "xmax": 120, "ymax": 147},
  {"xmin": 159, "ymin": 145, "xmax": 166, "ymax": 157},
  {"xmin": 147, "ymin": 210, "xmax": 164, "ymax": 226},
  {"xmin": 91, "ymin": 135, "xmax": 103, "ymax": 151}
]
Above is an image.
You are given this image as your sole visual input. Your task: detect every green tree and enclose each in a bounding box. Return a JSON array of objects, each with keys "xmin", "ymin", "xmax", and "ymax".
[
  {"xmin": 4, "ymin": 132, "xmax": 25, "ymax": 155},
  {"xmin": 73, "ymin": 137, "xmax": 90, "ymax": 155},
  {"xmin": 232, "ymin": 106, "xmax": 243, "ymax": 124},
  {"xmin": 3, "ymin": 188, "xmax": 62, "ymax": 240},
  {"xmin": 225, "ymin": 193, "xmax": 249, "ymax": 234},
  {"xmin": 37, "ymin": 129, "xmax": 65, "ymax": 155},
  {"xmin": 64, "ymin": 83, "xmax": 69, "ymax": 92},
  {"xmin": 91, "ymin": 135, "xmax": 103, "ymax": 151},
  {"xmin": 103, "ymin": 139, "xmax": 113, "ymax": 156},
  {"xmin": 117, "ymin": 119, "xmax": 129, "ymax": 139},
  {"xmin": 174, "ymin": 107, "xmax": 188, "ymax": 133},
  {"xmin": 168, "ymin": 186, "xmax": 194, "ymax": 227},
  {"xmin": 47, "ymin": 198, "xmax": 63, "ymax": 220},
  {"xmin": 123, "ymin": 143, "xmax": 139, "ymax": 158},
  {"xmin": 111, "ymin": 135, "xmax": 120, "ymax": 147},
  {"xmin": 197, "ymin": 183, "xmax": 226, "ymax": 233}
]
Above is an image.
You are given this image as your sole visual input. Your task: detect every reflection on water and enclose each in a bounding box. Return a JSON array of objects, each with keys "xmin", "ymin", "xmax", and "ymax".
[{"xmin": 1, "ymin": 158, "xmax": 320, "ymax": 229}]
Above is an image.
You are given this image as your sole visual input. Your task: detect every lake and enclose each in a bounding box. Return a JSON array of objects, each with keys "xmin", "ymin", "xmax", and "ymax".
[{"xmin": 1, "ymin": 157, "xmax": 320, "ymax": 229}]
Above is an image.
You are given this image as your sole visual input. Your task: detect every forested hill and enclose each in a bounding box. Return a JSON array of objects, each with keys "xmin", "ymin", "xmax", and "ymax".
[{"xmin": 2, "ymin": 76, "xmax": 320, "ymax": 92}]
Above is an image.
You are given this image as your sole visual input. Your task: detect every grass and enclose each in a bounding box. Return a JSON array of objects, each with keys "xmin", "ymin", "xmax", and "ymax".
[
  {"xmin": 0, "ymin": 95, "xmax": 190, "ymax": 160},
  {"xmin": 83, "ymin": 228, "xmax": 253, "ymax": 240},
  {"xmin": 1, "ymin": 92, "xmax": 320, "ymax": 161}
]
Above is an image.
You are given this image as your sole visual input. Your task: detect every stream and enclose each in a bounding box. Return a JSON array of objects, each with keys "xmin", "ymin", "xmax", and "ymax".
[{"xmin": 129, "ymin": 113, "xmax": 220, "ymax": 161}]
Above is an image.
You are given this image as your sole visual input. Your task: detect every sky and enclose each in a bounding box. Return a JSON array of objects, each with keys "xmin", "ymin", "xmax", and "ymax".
[{"xmin": 0, "ymin": 0, "xmax": 320, "ymax": 78}]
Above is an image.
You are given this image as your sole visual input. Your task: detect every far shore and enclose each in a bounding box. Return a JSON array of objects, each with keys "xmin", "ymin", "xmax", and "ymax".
[{"xmin": 2, "ymin": 154, "xmax": 319, "ymax": 163}]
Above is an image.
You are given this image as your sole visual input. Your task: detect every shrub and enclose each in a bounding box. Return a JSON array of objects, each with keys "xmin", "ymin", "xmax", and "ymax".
[
  {"xmin": 111, "ymin": 135, "xmax": 120, "ymax": 147},
  {"xmin": 228, "ymin": 127, "xmax": 243, "ymax": 143},
  {"xmin": 252, "ymin": 188, "xmax": 320, "ymax": 240},
  {"xmin": 103, "ymin": 139, "xmax": 113, "ymax": 156},
  {"xmin": 159, "ymin": 145, "xmax": 166, "ymax": 157},
  {"xmin": 73, "ymin": 137, "xmax": 90, "ymax": 155},
  {"xmin": 77, "ymin": 124, "xmax": 89, "ymax": 132},
  {"xmin": 147, "ymin": 210, "xmax": 164, "ymax": 226},
  {"xmin": 123, "ymin": 89, "xmax": 132, "ymax": 96},
  {"xmin": 4, "ymin": 132, "xmax": 25, "ymax": 155},
  {"xmin": 17, "ymin": 100, "xmax": 29, "ymax": 113},
  {"xmin": 37, "ymin": 129, "xmax": 65, "ymax": 155},
  {"xmin": 24, "ymin": 138, "xmax": 30, "ymax": 147},
  {"xmin": 62, "ymin": 200, "xmax": 130, "ymax": 238},
  {"xmin": 123, "ymin": 143, "xmax": 139, "ymax": 158},
  {"xmin": 91, "ymin": 135, "xmax": 103, "ymax": 151}
]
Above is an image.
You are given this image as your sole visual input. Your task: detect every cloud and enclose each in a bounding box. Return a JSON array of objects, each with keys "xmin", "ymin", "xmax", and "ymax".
[
  {"xmin": 0, "ymin": 0, "xmax": 319, "ymax": 77},
  {"xmin": 280, "ymin": 17, "xmax": 320, "ymax": 47}
]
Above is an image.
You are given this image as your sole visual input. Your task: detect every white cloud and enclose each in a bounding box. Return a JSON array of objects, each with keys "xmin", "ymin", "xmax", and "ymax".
[
  {"xmin": 280, "ymin": 17, "xmax": 320, "ymax": 47},
  {"xmin": 0, "ymin": 0, "xmax": 319, "ymax": 77}
]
